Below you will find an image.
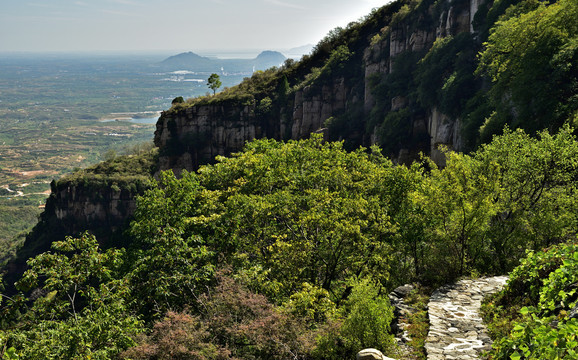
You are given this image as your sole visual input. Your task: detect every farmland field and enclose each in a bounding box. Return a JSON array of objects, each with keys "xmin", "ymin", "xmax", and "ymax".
[{"xmin": 0, "ymin": 52, "xmax": 247, "ymax": 262}]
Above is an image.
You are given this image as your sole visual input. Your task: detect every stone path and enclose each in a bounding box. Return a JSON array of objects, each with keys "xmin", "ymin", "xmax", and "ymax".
[{"xmin": 424, "ymin": 276, "xmax": 508, "ymax": 360}]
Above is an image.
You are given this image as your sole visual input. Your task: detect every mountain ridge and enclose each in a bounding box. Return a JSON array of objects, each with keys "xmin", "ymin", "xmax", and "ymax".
[{"xmin": 160, "ymin": 50, "xmax": 286, "ymax": 72}]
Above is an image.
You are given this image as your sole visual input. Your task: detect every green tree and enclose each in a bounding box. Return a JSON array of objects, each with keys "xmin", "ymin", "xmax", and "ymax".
[
  {"xmin": 411, "ymin": 126, "xmax": 578, "ymax": 281},
  {"xmin": 484, "ymin": 242, "xmax": 578, "ymax": 359},
  {"xmin": 127, "ymin": 171, "xmax": 216, "ymax": 320},
  {"xmin": 2, "ymin": 233, "xmax": 142, "ymax": 359},
  {"xmin": 477, "ymin": 0, "xmax": 578, "ymax": 136},
  {"xmin": 198, "ymin": 135, "xmax": 403, "ymax": 301},
  {"xmin": 207, "ymin": 73, "xmax": 222, "ymax": 95},
  {"xmin": 413, "ymin": 150, "xmax": 501, "ymax": 282},
  {"xmin": 171, "ymin": 96, "xmax": 184, "ymax": 105},
  {"xmin": 472, "ymin": 126, "xmax": 578, "ymax": 272},
  {"xmin": 313, "ymin": 278, "xmax": 396, "ymax": 360}
]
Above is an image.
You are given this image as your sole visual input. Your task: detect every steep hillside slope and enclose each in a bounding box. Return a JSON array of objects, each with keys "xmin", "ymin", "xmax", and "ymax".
[
  {"xmin": 4, "ymin": 0, "xmax": 576, "ymax": 287},
  {"xmin": 156, "ymin": 0, "xmax": 576, "ymax": 173}
]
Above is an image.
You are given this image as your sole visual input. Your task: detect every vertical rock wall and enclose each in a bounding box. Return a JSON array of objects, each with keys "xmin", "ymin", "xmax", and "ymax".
[
  {"xmin": 363, "ymin": 0, "xmax": 485, "ymax": 163},
  {"xmin": 155, "ymin": 0, "xmax": 488, "ymax": 173},
  {"xmin": 52, "ymin": 185, "xmax": 137, "ymax": 236},
  {"xmin": 155, "ymin": 105, "xmax": 261, "ymax": 174}
]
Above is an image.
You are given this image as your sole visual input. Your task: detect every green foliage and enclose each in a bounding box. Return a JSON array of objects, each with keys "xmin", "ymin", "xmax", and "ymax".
[
  {"xmin": 2, "ymin": 233, "xmax": 142, "ymax": 359},
  {"xmin": 207, "ymin": 73, "xmax": 222, "ymax": 95},
  {"xmin": 473, "ymin": 126, "xmax": 578, "ymax": 271},
  {"xmin": 413, "ymin": 151, "xmax": 501, "ymax": 281},
  {"xmin": 256, "ymin": 96, "xmax": 273, "ymax": 118},
  {"xmin": 183, "ymin": 68, "xmax": 280, "ymax": 110},
  {"xmin": 376, "ymin": 108, "xmax": 413, "ymax": 154},
  {"xmin": 339, "ymin": 279, "xmax": 395, "ymax": 355},
  {"xmin": 57, "ymin": 148, "xmax": 157, "ymax": 193},
  {"xmin": 197, "ymin": 135, "xmax": 404, "ymax": 300},
  {"xmin": 300, "ymin": 45, "xmax": 354, "ymax": 88},
  {"xmin": 171, "ymin": 96, "xmax": 184, "ymax": 105},
  {"xmin": 477, "ymin": 0, "xmax": 578, "ymax": 136},
  {"xmin": 368, "ymin": 50, "xmax": 426, "ymax": 155},
  {"xmin": 2, "ymin": 125, "xmax": 578, "ymax": 358},
  {"xmin": 416, "ymin": 33, "xmax": 478, "ymax": 118},
  {"xmin": 402, "ymin": 286, "xmax": 430, "ymax": 360},
  {"xmin": 123, "ymin": 135, "xmax": 411, "ymax": 356},
  {"xmin": 284, "ymin": 283, "xmax": 336, "ymax": 325},
  {"xmin": 313, "ymin": 279, "xmax": 396, "ymax": 360},
  {"xmin": 127, "ymin": 171, "xmax": 216, "ymax": 320},
  {"xmin": 0, "ymin": 202, "xmax": 42, "ymax": 266},
  {"xmin": 484, "ymin": 242, "xmax": 578, "ymax": 359},
  {"xmin": 407, "ymin": 126, "xmax": 578, "ymax": 283}
]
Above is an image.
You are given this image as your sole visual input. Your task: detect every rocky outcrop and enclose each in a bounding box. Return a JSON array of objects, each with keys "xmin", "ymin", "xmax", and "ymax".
[
  {"xmin": 389, "ymin": 284, "xmax": 417, "ymax": 345},
  {"xmin": 363, "ymin": 0, "xmax": 485, "ymax": 163},
  {"xmin": 155, "ymin": 104, "xmax": 262, "ymax": 174},
  {"xmin": 156, "ymin": 76, "xmax": 353, "ymax": 173},
  {"xmin": 428, "ymin": 108, "xmax": 461, "ymax": 166},
  {"xmin": 291, "ymin": 78, "xmax": 349, "ymax": 139},
  {"xmin": 51, "ymin": 185, "xmax": 137, "ymax": 237},
  {"xmin": 156, "ymin": 0, "xmax": 487, "ymax": 173}
]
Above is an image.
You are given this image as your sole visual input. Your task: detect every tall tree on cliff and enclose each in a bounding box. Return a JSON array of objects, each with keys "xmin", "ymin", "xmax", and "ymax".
[{"xmin": 207, "ymin": 73, "xmax": 222, "ymax": 95}]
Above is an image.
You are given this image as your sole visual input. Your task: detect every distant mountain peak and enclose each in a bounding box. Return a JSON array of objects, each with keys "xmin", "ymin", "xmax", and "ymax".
[
  {"xmin": 162, "ymin": 51, "xmax": 210, "ymax": 63},
  {"xmin": 160, "ymin": 50, "xmax": 286, "ymax": 72}
]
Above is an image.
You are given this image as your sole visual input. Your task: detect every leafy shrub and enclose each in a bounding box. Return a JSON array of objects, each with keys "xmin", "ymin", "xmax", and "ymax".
[
  {"xmin": 477, "ymin": 0, "xmax": 578, "ymax": 135},
  {"xmin": 2, "ymin": 233, "xmax": 143, "ymax": 359},
  {"xmin": 313, "ymin": 278, "xmax": 396, "ymax": 360},
  {"xmin": 484, "ymin": 242, "xmax": 578, "ymax": 359},
  {"xmin": 120, "ymin": 311, "xmax": 228, "ymax": 360}
]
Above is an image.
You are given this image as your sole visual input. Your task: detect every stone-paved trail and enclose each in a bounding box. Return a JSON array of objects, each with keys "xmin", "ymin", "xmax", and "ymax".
[{"xmin": 424, "ymin": 276, "xmax": 508, "ymax": 360}]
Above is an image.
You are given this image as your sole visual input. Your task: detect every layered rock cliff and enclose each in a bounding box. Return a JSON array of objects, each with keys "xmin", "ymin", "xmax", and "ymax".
[
  {"xmin": 50, "ymin": 184, "xmax": 138, "ymax": 238},
  {"xmin": 3, "ymin": 153, "xmax": 156, "ymax": 287},
  {"xmin": 155, "ymin": 0, "xmax": 490, "ymax": 173}
]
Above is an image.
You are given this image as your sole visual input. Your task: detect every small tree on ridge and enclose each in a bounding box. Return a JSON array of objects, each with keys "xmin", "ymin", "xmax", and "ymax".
[{"xmin": 207, "ymin": 73, "xmax": 222, "ymax": 95}]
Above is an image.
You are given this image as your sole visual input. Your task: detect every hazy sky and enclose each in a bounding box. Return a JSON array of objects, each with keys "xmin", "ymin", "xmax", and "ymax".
[{"xmin": 0, "ymin": 0, "xmax": 390, "ymax": 54}]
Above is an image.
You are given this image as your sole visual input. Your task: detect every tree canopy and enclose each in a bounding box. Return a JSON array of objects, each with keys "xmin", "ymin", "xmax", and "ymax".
[
  {"xmin": 207, "ymin": 73, "xmax": 222, "ymax": 95},
  {"xmin": 477, "ymin": 0, "xmax": 578, "ymax": 137}
]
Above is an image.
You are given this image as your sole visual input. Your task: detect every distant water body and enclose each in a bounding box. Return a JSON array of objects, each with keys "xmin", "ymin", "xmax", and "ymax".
[{"xmin": 101, "ymin": 117, "xmax": 159, "ymax": 124}]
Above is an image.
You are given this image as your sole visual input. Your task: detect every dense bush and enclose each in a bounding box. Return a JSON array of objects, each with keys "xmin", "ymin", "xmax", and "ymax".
[
  {"xmin": 483, "ymin": 242, "xmax": 578, "ymax": 359},
  {"xmin": 477, "ymin": 0, "xmax": 578, "ymax": 138}
]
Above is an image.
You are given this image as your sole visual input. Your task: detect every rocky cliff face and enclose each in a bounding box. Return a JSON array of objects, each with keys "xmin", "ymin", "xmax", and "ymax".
[
  {"xmin": 51, "ymin": 185, "xmax": 137, "ymax": 237},
  {"xmin": 155, "ymin": 0, "xmax": 489, "ymax": 172},
  {"xmin": 364, "ymin": 0, "xmax": 482, "ymax": 164},
  {"xmin": 155, "ymin": 105, "xmax": 263, "ymax": 174},
  {"xmin": 155, "ymin": 76, "xmax": 354, "ymax": 172},
  {"xmin": 3, "ymin": 183, "xmax": 141, "ymax": 289}
]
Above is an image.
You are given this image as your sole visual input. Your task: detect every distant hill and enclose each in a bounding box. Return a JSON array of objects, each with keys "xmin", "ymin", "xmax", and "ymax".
[
  {"xmin": 286, "ymin": 44, "xmax": 314, "ymax": 57},
  {"xmin": 253, "ymin": 50, "xmax": 287, "ymax": 69},
  {"xmin": 160, "ymin": 52, "xmax": 215, "ymax": 71},
  {"xmin": 160, "ymin": 50, "xmax": 286, "ymax": 73}
]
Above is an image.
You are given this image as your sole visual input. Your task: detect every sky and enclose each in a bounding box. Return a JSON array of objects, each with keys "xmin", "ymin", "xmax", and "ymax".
[{"xmin": 0, "ymin": 0, "xmax": 390, "ymax": 54}]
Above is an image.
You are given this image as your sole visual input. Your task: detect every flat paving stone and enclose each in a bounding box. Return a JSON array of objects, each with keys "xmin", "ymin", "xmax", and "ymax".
[{"xmin": 425, "ymin": 276, "xmax": 508, "ymax": 360}]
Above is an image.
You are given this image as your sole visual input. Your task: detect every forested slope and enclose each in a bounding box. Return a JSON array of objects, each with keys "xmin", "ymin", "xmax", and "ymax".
[{"xmin": 1, "ymin": 0, "xmax": 577, "ymax": 358}]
